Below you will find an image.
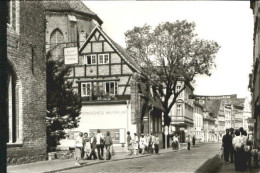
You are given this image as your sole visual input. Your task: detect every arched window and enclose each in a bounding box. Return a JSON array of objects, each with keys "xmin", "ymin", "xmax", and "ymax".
[
  {"xmin": 50, "ymin": 29, "xmax": 64, "ymax": 59},
  {"xmin": 7, "ymin": 63, "xmax": 22, "ymax": 144}
]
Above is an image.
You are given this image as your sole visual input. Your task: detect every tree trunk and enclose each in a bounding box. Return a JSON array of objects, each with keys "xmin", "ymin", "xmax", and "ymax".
[{"xmin": 163, "ymin": 111, "xmax": 171, "ymax": 126}]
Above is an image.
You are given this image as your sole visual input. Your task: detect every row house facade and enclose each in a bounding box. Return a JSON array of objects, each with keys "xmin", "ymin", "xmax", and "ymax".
[
  {"xmin": 234, "ymin": 105, "xmax": 244, "ymax": 129},
  {"xmin": 203, "ymin": 111, "xmax": 216, "ymax": 142},
  {"xmin": 243, "ymin": 98, "xmax": 252, "ymax": 132},
  {"xmin": 193, "ymin": 102, "xmax": 204, "ymax": 142},
  {"xmin": 224, "ymin": 104, "xmax": 233, "ymax": 129},
  {"xmin": 223, "ymin": 98, "xmax": 246, "ymax": 130},
  {"xmin": 170, "ymin": 80, "xmax": 194, "ymax": 143},
  {"xmin": 217, "ymin": 101, "xmax": 226, "ymax": 141},
  {"xmin": 7, "ymin": 1, "xmax": 47, "ymax": 165},
  {"xmin": 250, "ymin": 1, "xmax": 260, "ymax": 147}
]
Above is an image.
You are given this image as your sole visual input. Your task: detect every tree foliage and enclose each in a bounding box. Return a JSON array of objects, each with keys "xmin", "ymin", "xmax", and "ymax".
[
  {"xmin": 125, "ymin": 20, "xmax": 220, "ymax": 125},
  {"xmin": 46, "ymin": 59, "xmax": 82, "ymax": 151}
]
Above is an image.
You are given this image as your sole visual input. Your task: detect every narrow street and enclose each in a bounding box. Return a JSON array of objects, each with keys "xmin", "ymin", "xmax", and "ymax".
[{"xmin": 58, "ymin": 143, "xmax": 220, "ymax": 173}]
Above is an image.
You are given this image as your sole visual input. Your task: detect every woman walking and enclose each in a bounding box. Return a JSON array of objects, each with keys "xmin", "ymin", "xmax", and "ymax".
[
  {"xmin": 133, "ymin": 133, "xmax": 139, "ymax": 155},
  {"xmin": 139, "ymin": 134, "xmax": 147, "ymax": 155},
  {"xmin": 83, "ymin": 132, "xmax": 91, "ymax": 160},
  {"xmin": 75, "ymin": 132, "xmax": 84, "ymax": 166},
  {"xmin": 104, "ymin": 131, "xmax": 113, "ymax": 160}
]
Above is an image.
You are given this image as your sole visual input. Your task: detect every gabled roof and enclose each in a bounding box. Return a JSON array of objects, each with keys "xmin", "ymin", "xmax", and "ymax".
[
  {"xmin": 79, "ymin": 26, "xmax": 142, "ymax": 74},
  {"xmin": 42, "ymin": 0, "xmax": 103, "ymax": 25}
]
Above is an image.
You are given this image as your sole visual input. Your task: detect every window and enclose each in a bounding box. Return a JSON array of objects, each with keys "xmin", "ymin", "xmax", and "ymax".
[
  {"xmin": 104, "ymin": 81, "xmax": 118, "ymax": 95},
  {"xmin": 98, "ymin": 54, "xmax": 109, "ymax": 64},
  {"xmin": 7, "ymin": 0, "xmax": 19, "ymax": 33},
  {"xmin": 81, "ymin": 83, "xmax": 91, "ymax": 96},
  {"xmin": 7, "ymin": 1, "xmax": 12, "ymax": 24},
  {"xmin": 82, "ymin": 55, "xmax": 96, "ymax": 65},
  {"xmin": 176, "ymin": 104, "xmax": 182, "ymax": 116},
  {"xmin": 50, "ymin": 29, "xmax": 64, "ymax": 59},
  {"xmin": 176, "ymin": 86, "xmax": 182, "ymax": 97},
  {"xmin": 7, "ymin": 64, "xmax": 22, "ymax": 144}
]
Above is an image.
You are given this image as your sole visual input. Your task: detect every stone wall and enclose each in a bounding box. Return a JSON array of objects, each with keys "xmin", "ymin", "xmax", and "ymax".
[{"xmin": 7, "ymin": 1, "xmax": 47, "ymax": 165}]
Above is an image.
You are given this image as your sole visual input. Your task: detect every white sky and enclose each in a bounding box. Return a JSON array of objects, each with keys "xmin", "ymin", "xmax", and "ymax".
[{"xmin": 84, "ymin": 1, "xmax": 253, "ymax": 99}]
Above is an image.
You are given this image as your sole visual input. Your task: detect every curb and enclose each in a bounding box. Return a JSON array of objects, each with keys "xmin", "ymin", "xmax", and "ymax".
[
  {"xmin": 195, "ymin": 154, "xmax": 223, "ymax": 173},
  {"xmin": 43, "ymin": 148, "xmax": 186, "ymax": 173}
]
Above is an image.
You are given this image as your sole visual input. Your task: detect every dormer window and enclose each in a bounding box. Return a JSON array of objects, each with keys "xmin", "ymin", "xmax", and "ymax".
[{"xmin": 98, "ymin": 54, "xmax": 109, "ymax": 64}]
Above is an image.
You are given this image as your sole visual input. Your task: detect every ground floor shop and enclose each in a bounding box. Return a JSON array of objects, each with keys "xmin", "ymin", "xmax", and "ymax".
[
  {"xmin": 59, "ymin": 102, "xmax": 164, "ymax": 151},
  {"xmin": 169, "ymin": 125, "xmax": 193, "ymax": 143}
]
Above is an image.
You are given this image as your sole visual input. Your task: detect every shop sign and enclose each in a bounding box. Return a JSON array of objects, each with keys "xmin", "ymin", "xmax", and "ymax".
[{"xmin": 64, "ymin": 47, "xmax": 78, "ymax": 64}]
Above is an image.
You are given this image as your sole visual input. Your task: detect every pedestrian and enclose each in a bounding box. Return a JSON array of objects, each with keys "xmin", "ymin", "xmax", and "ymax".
[
  {"xmin": 247, "ymin": 132, "xmax": 253, "ymax": 168},
  {"xmin": 147, "ymin": 133, "xmax": 153, "ymax": 154},
  {"xmin": 89, "ymin": 132, "xmax": 97, "ymax": 160},
  {"xmin": 222, "ymin": 129, "xmax": 232, "ymax": 163},
  {"xmin": 75, "ymin": 132, "xmax": 83, "ymax": 166},
  {"xmin": 232, "ymin": 129, "xmax": 244, "ymax": 171},
  {"xmin": 139, "ymin": 134, "xmax": 147, "ymax": 154},
  {"xmin": 127, "ymin": 131, "xmax": 133, "ymax": 156},
  {"xmin": 229, "ymin": 128, "xmax": 235, "ymax": 163},
  {"xmin": 83, "ymin": 132, "xmax": 91, "ymax": 160},
  {"xmin": 154, "ymin": 134, "xmax": 160, "ymax": 154},
  {"xmin": 145, "ymin": 133, "xmax": 150, "ymax": 154},
  {"xmin": 151, "ymin": 133, "xmax": 155, "ymax": 154},
  {"xmin": 173, "ymin": 134, "xmax": 179, "ymax": 150},
  {"xmin": 133, "ymin": 133, "xmax": 139, "ymax": 155},
  {"xmin": 186, "ymin": 135, "xmax": 191, "ymax": 150},
  {"xmin": 192, "ymin": 135, "xmax": 196, "ymax": 146},
  {"xmin": 177, "ymin": 134, "xmax": 181, "ymax": 149},
  {"xmin": 104, "ymin": 131, "xmax": 113, "ymax": 160},
  {"xmin": 242, "ymin": 130, "xmax": 249, "ymax": 170},
  {"xmin": 96, "ymin": 129, "xmax": 104, "ymax": 160}
]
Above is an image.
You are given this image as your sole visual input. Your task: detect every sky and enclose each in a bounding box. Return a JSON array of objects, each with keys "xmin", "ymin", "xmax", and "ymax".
[{"xmin": 84, "ymin": 1, "xmax": 253, "ymax": 99}]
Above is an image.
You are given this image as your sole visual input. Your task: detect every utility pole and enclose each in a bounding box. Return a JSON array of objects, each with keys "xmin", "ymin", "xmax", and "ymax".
[{"xmin": 0, "ymin": 1, "xmax": 8, "ymax": 172}]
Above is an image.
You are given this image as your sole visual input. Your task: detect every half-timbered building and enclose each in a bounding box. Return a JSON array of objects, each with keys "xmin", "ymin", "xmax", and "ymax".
[{"xmin": 65, "ymin": 26, "xmax": 164, "ymax": 150}]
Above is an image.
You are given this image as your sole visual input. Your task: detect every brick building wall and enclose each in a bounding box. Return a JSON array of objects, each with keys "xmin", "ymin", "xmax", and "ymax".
[
  {"xmin": 7, "ymin": 1, "xmax": 46, "ymax": 165},
  {"xmin": 45, "ymin": 11, "xmax": 97, "ymax": 61}
]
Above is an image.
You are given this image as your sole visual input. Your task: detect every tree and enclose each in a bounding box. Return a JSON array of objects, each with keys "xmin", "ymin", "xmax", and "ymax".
[
  {"xmin": 125, "ymin": 20, "xmax": 220, "ymax": 126},
  {"xmin": 46, "ymin": 59, "xmax": 82, "ymax": 151}
]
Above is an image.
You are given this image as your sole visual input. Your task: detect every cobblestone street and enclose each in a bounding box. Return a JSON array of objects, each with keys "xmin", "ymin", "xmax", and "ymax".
[{"xmin": 58, "ymin": 143, "xmax": 220, "ymax": 173}]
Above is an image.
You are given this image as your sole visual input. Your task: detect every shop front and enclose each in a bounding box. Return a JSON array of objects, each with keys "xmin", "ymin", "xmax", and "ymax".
[{"xmin": 59, "ymin": 102, "xmax": 135, "ymax": 152}]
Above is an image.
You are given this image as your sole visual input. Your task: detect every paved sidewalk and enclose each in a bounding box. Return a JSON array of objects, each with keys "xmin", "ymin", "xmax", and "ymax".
[
  {"xmin": 218, "ymin": 161, "xmax": 260, "ymax": 173},
  {"xmin": 8, "ymin": 146, "xmax": 187, "ymax": 173}
]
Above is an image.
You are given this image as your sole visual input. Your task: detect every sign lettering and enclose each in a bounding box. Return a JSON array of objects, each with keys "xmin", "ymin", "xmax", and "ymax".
[
  {"xmin": 64, "ymin": 47, "xmax": 78, "ymax": 64},
  {"xmin": 189, "ymin": 94, "xmax": 237, "ymax": 100}
]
